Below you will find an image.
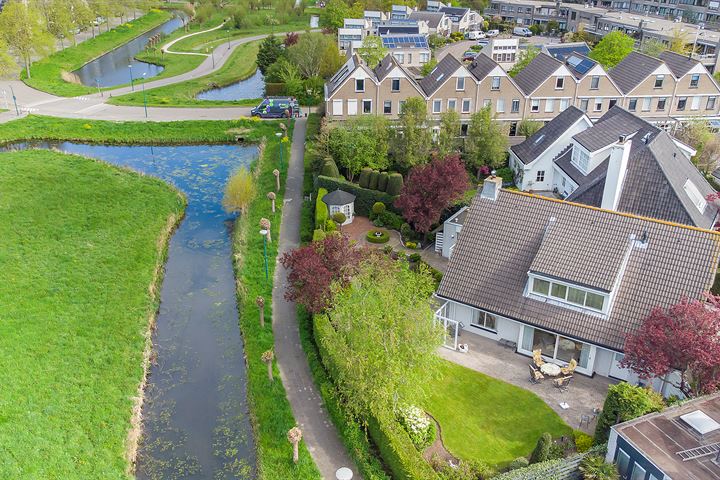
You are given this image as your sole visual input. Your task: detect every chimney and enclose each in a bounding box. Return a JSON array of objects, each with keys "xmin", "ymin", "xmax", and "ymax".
[
  {"xmin": 481, "ymin": 174, "xmax": 503, "ymax": 201},
  {"xmin": 601, "ymin": 135, "xmax": 632, "ymax": 211}
]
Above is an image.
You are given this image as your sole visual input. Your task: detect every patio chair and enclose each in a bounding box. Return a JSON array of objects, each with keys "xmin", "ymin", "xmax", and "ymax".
[
  {"xmin": 529, "ymin": 364, "xmax": 544, "ymax": 384},
  {"xmin": 532, "ymin": 349, "xmax": 545, "ymax": 367},
  {"xmin": 553, "ymin": 375, "xmax": 573, "ymax": 393},
  {"xmin": 560, "ymin": 358, "xmax": 577, "ymax": 376}
]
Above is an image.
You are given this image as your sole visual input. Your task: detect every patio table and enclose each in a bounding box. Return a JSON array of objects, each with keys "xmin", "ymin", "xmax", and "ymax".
[{"xmin": 540, "ymin": 363, "xmax": 562, "ymax": 377}]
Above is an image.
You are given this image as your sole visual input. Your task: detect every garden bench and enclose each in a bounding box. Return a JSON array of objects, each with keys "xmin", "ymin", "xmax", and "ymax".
[{"xmin": 498, "ymin": 339, "xmax": 517, "ymax": 350}]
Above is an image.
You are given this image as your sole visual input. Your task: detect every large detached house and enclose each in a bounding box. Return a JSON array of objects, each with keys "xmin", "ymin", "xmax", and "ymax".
[
  {"xmin": 509, "ymin": 106, "xmax": 718, "ymax": 229},
  {"xmin": 435, "ymin": 180, "xmax": 720, "ymax": 393}
]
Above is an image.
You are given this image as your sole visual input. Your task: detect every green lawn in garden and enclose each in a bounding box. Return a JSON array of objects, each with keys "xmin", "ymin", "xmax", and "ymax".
[
  {"xmin": 426, "ymin": 360, "xmax": 572, "ymax": 467},
  {"xmin": 110, "ymin": 41, "xmax": 261, "ymax": 107},
  {"xmin": 0, "ymin": 149, "xmax": 184, "ymax": 478},
  {"xmin": 24, "ymin": 10, "xmax": 173, "ymax": 97}
]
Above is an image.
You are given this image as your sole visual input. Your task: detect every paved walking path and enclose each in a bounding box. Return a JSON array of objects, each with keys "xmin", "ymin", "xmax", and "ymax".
[
  {"xmin": 161, "ymin": 19, "xmax": 228, "ymax": 56},
  {"xmin": 273, "ymin": 117, "xmax": 360, "ymax": 479}
]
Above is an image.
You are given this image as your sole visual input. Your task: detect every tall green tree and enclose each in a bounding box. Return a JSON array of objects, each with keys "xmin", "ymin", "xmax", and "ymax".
[
  {"xmin": 319, "ymin": 40, "xmax": 344, "ymax": 79},
  {"xmin": 0, "ymin": 1, "xmax": 54, "ymax": 78},
  {"xmin": 436, "ymin": 110, "xmax": 461, "ymax": 159},
  {"xmin": 317, "ymin": 257, "xmax": 443, "ymax": 418},
  {"xmin": 669, "ymin": 28, "xmax": 690, "ymax": 54},
  {"xmin": 588, "ymin": 31, "xmax": 634, "ymax": 68},
  {"xmin": 287, "ymin": 33, "xmax": 338, "ymax": 79},
  {"xmin": 0, "ymin": 39, "xmax": 18, "ymax": 78},
  {"xmin": 45, "ymin": 0, "xmax": 76, "ymax": 48},
  {"xmin": 67, "ymin": 0, "xmax": 94, "ymax": 44},
  {"xmin": 392, "ymin": 96, "xmax": 432, "ymax": 170},
  {"xmin": 325, "ymin": 115, "xmax": 389, "ymax": 180},
  {"xmin": 640, "ymin": 37, "xmax": 666, "ymax": 57},
  {"xmin": 320, "ymin": 0, "xmax": 352, "ymax": 30},
  {"xmin": 465, "ymin": 106, "xmax": 508, "ymax": 172},
  {"xmin": 356, "ymin": 35, "xmax": 387, "ymax": 68},
  {"xmin": 256, "ymin": 34, "xmax": 284, "ymax": 74},
  {"xmin": 508, "ymin": 45, "xmax": 539, "ymax": 77}
]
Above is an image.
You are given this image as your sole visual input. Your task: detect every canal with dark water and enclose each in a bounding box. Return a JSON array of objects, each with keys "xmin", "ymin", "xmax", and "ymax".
[
  {"xmin": 73, "ymin": 15, "xmax": 185, "ymax": 88},
  {"xmin": 6, "ymin": 142, "xmax": 257, "ymax": 479},
  {"xmin": 196, "ymin": 69, "xmax": 265, "ymax": 102}
]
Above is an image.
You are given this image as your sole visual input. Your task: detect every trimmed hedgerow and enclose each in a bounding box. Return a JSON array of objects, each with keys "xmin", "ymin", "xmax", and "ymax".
[
  {"xmin": 366, "ymin": 230, "xmax": 390, "ymax": 244},
  {"xmin": 315, "ymin": 187, "xmax": 328, "ymax": 230},
  {"xmin": 386, "ymin": 173, "xmax": 404, "ymax": 196},
  {"xmin": 315, "ymin": 176, "xmax": 398, "ymax": 217}
]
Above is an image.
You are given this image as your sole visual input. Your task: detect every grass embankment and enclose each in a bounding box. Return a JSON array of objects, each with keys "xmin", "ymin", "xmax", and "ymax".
[
  {"xmin": 232, "ymin": 122, "xmax": 322, "ymax": 478},
  {"xmin": 24, "ymin": 10, "xmax": 173, "ymax": 97},
  {"xmin": 110, "ymin": 41, "xmax": 261, "ymax": 107},
  {"xmin": 0, "ymin": 115, "xmax": 266, "ymax": 145},
  {"xmin": 426, "ymin": 361, "xmax": 572, "ymax": 466},
  {"xmin": 0, "ymin": 149, "xmax": 184, "ymax": 479}
]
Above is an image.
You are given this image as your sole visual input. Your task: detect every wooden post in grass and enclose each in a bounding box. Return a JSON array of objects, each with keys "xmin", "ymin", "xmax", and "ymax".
[
  {"xmin": 287, "ymin": 427, "xmax": 302, "ymax": 464},
  {"xmin": 256, "ymin": 296, "xmax": 265, "ymax": 328},
  {"xmin": 260, "ymin": 218, "xmax": 271, "ymax": 243},
  {"xmin": 273, "ymin": 169, "xmax": 280, "ymax": 192},
  {"xmin": 267, "ymin": 191, "xmax": 276, "ymax": 213},
  {"xmin": 262, "ymin": 350, "xmax": 274, "ymax": 381}
]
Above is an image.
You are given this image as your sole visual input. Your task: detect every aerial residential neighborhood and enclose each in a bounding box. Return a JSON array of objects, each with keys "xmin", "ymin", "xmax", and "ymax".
[{"xmin": 3, "ymin": 0, "xmax": 720, "ymax": 479}]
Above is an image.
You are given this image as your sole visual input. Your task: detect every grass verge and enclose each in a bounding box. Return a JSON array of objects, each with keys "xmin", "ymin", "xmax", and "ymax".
[
  {"xmin": 0, "ymin": 149, "xmax": 185, "ymax": 479},
  {"xmin": 109, "ymin": 41, "xmax": 261, "ymax": 107},
  {"xmin": 0, "ymin": 115, "xmax": 268, "ymax": 145},
  {"xmin": 232, "ymin": 122, "xmax": 322, "ymax": 479},
  {"xmin": 426, "ymin": 360, "xmax": 573, "ymax": 466},
  {"xmin": 24, "ymin": 10, "xmax": 173, "ymax": 97}
]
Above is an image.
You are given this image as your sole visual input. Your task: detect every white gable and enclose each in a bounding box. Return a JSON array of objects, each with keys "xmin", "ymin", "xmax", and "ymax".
[
  {"xmin": 555, "ymin": 64, "xmax": 574, "ymax": 78},
  {"xmin": 587, "ymin": 64, "xmax": 607, "ymax": 77},
  {"xmin": 387, "ymin": 66, "xmax": 409, "ymax": 79},
  {"xmin": 687, "ymin": 63, "xmax": 707, "ymax": 76},
  {"xmin": 651, "ymin": 63, "xmax": 673, "ymax": 76},
  {"xmin": 351, "ymin": 68, "xmax": 373, "ymax": 80},
  {"xmin": 488, "ymin": 65, "xmax": 507, "ymax": 77},
  {"xmin": 452, "ymin": 66, "xmax": 473, "ymax": 78}
]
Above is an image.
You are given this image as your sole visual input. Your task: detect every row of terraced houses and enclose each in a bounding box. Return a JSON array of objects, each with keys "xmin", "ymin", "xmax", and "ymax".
[{"xmin": 324, "ymin": 47, "xmax": 720, "ymax": 134}]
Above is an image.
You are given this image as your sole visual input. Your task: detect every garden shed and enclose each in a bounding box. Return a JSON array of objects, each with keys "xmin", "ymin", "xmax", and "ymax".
[{"xmin": 322, "ymin": 189, "xmax": 355, "ymax": 225}]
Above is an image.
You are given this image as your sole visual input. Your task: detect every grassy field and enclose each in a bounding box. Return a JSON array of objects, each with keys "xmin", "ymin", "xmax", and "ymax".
[
  {"xmin": 0, "ymin": 149, "xmax": 185, "ymax": 478},
  {"xmin": 110, "ymin": 41, "xmax": 261, "ymax": 107},
  {"xmin": 426, "ymin": 361, "xmax": 572, "ymax": 467},
  {"xmin": 0, "ymin": 115, "xmax": 268, "ymax": 145},
  {"xmin": 24, "ymin": 10, "xmax": 173, "ymax": 97}
]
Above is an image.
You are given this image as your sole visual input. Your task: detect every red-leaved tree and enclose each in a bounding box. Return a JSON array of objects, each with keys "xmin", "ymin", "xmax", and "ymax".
[
  {"xmin": 280, "ymin": 234, "xmax": 366, "ymax": 314},
  {"xmin": 394, "ymin": 154, "xmax": 470, "ymax": 233},
  {"xmin": 284, "ymin": 32, "xmax": 299, "ymax": 47},
  {"xmin": 621, "ymin": 294, "xmax": 720, "ymax": 398}
]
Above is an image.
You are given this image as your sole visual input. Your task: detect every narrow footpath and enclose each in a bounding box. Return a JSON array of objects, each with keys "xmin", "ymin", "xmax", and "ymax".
[{"xmin": 273, "ymin": 118, "xmax": 360, "ymax": 479}]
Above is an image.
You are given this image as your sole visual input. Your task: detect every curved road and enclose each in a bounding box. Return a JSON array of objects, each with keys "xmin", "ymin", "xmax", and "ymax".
[{"xmin": 0, "ymin": 26, "xmax": 358, "ymax": 479}]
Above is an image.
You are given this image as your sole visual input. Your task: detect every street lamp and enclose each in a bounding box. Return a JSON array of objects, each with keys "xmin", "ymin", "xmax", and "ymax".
[
  {"xmin": 275, "ymin": 132, "xmax": 283, "ymax": 168},
  {"xmin": 141, "ymin": 72, "xmax": 148, "ymax": 118},
  {"xmin": 259, "ymin": 229, "xmax": 269, "ymax": 282},
  {"xmin": 227, "ymin": 27, "xmax": 231, "ymax": 50},
  {"xmin": 128, "ymin": 64, "xmax": 135, "ymax": 92},
  {"xmin": 95, "ymin": 78, "xmax": 103, "ymax": 97},
  {"xmin": 9, "ymin": 84, "xmax": 19, "ymax": 116},
  {"xmin": 206, "ymin": 47, "xmax": 215, "ymax": 68}
]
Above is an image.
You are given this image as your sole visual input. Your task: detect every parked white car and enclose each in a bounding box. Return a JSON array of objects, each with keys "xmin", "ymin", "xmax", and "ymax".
[
  {"xmin": 513, "ymin": 26, "xmax": 533, "ymax": 37},
  {"xmin": 486, "ymin": 29, "xmax": 500, "ymax": 37},
  {"xmin": 466, "ymin": 30, "xmax": 486, "ymax": 40}
]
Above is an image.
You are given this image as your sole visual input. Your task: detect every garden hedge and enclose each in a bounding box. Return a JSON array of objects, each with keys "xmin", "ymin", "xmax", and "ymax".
[
  {"xmin": 313, "ymin": 314, "xmax": 438, "ymax": 480},
  {"xmin": 321, "ymin": 159, "xmax": 340, "ymax": 178},
  {"xmin": 378, "ymin": 172, "xmax": 389, "ymax": 192},
  {"xmin": 359, "ymin": 168, "xmax": 373, "ymax": 188},
  {"xmin": 369, "ymin": 170, "xmax": 380, "ymax": 190},
  {"xmin": 315, "ymin": 175, "xmax": 399, "ymax": 217},
  {"xmin": 386, "ymin": 173, "xmax": 404, "ymax": 196},
  {"xmin": 366, "ymin": 230, "xmax": 390, "ymax": 244},
  {"xmin": 315, "ymin": 187, "xmax": 328, "ymax": 230}
]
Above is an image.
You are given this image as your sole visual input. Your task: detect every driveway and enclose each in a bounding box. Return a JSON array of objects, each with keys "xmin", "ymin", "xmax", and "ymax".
[{"xmin": 436, "ymin": 40, "xmax": 477, "ymax": 61}]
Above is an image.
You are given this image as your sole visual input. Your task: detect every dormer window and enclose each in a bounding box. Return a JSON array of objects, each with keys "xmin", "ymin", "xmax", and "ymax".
[
  {"xmin": 654, "ymin": 75, "xmax": 664, "ymax": 88},
  {"xmin": 355, "ymin": 78, "xmax": 365, "ymax": 92},
  {"xmin": 571, "ymin": 145, "xmax": 590, "ymax": 174},
  {"xmin": 456, "ymin": 77, "xmax": 465, "ymax": 91},
  {"xmin": 684, "ymin": 179, "xmax": 707, "ymax": 213},
  {"xmin": 529, "ymin": 275, "xmax": 607, "ymax": 314}
]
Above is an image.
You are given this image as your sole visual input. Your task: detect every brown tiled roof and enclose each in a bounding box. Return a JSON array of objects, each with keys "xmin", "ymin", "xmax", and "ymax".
[
  {"xmin": 608, "ymin": 51, "xmax": 663, "ymax": 94},
  {"xmin": 513, "ymin": 52, "xmax": 563, "ymax": 95},
  {"xmin": 436, "ymin": 190, "xmax": 720, "ymax": 351},
  {"xmin": 615, "ymin": 392, "xmax": 720, "ymax": 480}
]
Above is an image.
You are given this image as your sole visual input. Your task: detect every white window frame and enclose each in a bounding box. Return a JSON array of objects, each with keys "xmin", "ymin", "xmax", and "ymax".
[
  {"xmin": 531, "ymin": 99, "xmax": 539, "ymax": 112},
  {"xmin": 708, "ymin": 96, "xmax": 718, "ymax": 110},
  {"xmin": 690, "ymin": 73, "xmax": 700, "ymax": 87},
  {"xmin": 391, "ymin": 78, "xmax": 401, "ymax": 92},
  {"xmin": 456, "ymin": 77, "xmax": 465, "ymax": 91},
  {"xmin": 447, "ymin": 99, "xmax": 457, "ymax": 111},
  {"xmin": 393, "ymin": 52, "xmax": 405, "ymax": 63},
  {"xmin": 483, "ymin": 99, "xmax": 491, "ymax": 108},
  {"xmin": 347, "ymin": 99, "xmax": 358, "ymax": 116},
  {"xmin": 642, "ymin": 97, "xmax": 651, "ymax": 112},
  {"xmin": 590, "ymin": 75, "xmax": 600, "ymax": 89},
  {"xmin": 559, "ymin": 98, "xmax": 569, "ymax": 111},
  {"xmin": 497, "ymin": 98, "xmax": 505, "ymax": 113},
  {"xmin": 545, "ymin": 99, "xmax": 554, "ymax": 113},
  {"xmin": 630, "ymin": 463, "xmax": 646, "ymax": 480},
  {"xmin": 594, "ymin": 98, "xmax": 602, "ymax": 112},
  {"xmin": 432, "ymin": 99, "xmax": 442, "ymax": 113},
  {"xmin": 469, "ymin": 308, "xmax": 497, "ymax": 332},
  {"xmin": 383, "ymin": 100, "xmax": 392, "ymax": 114},
  {"xmin": 511, "ymin": 99, "xmax": 520, "ymax": 113},
  {"xmin": 491, "ymin": 76, "xmax": 501, "ymax": 90},
  {"xmin": 571, "ymin": 144, "xmax": 590, "ymax": 174},
  {"xmin": 580, "ymin": 98, "xmax": 589, "ymax": 111},
  {"xmin": 654, "ymin": 74, "xmax": 664, "ymax": 88},
  {"xmin": 555, "ymin": 76, "xmax": 564, "ymax": 90},
  {"xmin": 528, "ymin": 274, "xmax": 608, "ymax": 314},
  {"xmin": 628, "ymin": 98, "xmax": 637, "ymax": 111},
  {"xmin": 332, "ymin": 99, "xmax": 343, "ymax": 116},
  {"xmin": 536, "ymin": 170, "xmax": 545, "ymax": 182},
  {"xmin": 362, "ymin": 99, "xmax": 373, "ymax": 114},
  {"xmin": 691, "ymin": 95, "xmax": 701, "ymax": 110},
  {"xmin": 461, "ymin": 98, "xmax": 471, "ymax": 113}
]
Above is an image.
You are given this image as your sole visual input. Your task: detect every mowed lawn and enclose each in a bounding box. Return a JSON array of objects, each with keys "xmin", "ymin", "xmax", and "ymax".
[
  {"xmin": 0, "ymin": 150, "xmax": 184, "ymax": 478},
  {"xmin": 426, "ymin": 360, "xmax": 572, "ymax": 467}
]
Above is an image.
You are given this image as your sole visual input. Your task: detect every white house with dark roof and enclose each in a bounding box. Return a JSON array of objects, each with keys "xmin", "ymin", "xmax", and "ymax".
[
  {"xmin": 438, "ymin": 6, "xmax": 480, "ymax": 32},
  {"xmin": 434, "ymin": 179, "xmax": 720, "ymax": 393},
  {"xmin": 509, "ymin": 105, "xmax": 717, "ymax": 229}
]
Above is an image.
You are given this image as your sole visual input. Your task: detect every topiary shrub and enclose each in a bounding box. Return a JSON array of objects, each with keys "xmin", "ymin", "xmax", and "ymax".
[
  {"xmin": 358, "ymin": 167, "xmax": 373, "ymax": 189},
  {"xmin": 373, "ymin": 218, "xmax": 384, "ymax": 227},
  {"xmin": 312, "ymin": 229, "xmax": 326, "ymax": 241},
  {"xmin": 386, "ymin": 173, "xmax": 404, "ymax": 196},
  {"xmin": 530, "ymin": 433, "xmax": 553, "ymax": 464},
  {"xmin": 372, "ymin": 202, "xmax": 386, "ymax": 215},
  {"xmin": 379, "ymin": 210, "xmax": 404, "ymax": 231},
  {"xmin": 366, "ymin": 229, "xmax": 389, "ymax": 244},
  {"xmin": 378, "ymin": 172, "xmax": 389, "ymax": 192},
  {"xmin": 321, "ymin": 159, "xmax": 340, "ymax": 178},
  {"xmin": 408, "ymin": 253, "xmax": 421, "ymax": 262},
  {"xmin": 369, "ymin": 170, "xmax": 380, "ymax": 190},
  {"xmin": 315, "ymin": 188, "xmax": 328, "ymax": 230},
  {"xmin": 400, "ymin": 223, "xmax": 413, "ymax": 241},
  {"xmin": 507, "ymin": 457, "xmax": 529, "ymax": 471},
  {"xmin": 405, "ymin": 241, "xmax": 417, "ymax": 249},
  {"xmin": 331, "ymin": 211, "xmax": 346, "ymax": 225},
  {"xmin": 326, "ymin": 219, "xmax": 337, "ymax": 232},
  {"xmin": 574, "ymin": 431, "xmax": 594, "ymax": 453}
]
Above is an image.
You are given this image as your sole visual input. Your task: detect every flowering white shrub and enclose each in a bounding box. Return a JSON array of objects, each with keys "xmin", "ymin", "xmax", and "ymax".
[{"xmin": 397, "ymin": 404, "xmax": 435, "ymax": 450}]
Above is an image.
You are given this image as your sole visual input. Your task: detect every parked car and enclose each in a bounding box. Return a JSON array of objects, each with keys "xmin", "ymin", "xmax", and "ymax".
[
  {"xmin": 513, "ymin": 27, "xmax": 533, "ymax": 37},
  {"xmin": 250, "ymin": 97, "xmax": 294, "ymax": 118},
  {"xmin": 466, "ymin": 30, "xmax": 486, "ymax": 40},
  {"xmin": 486, "ymin": 29, "xmax": 500, "ymax": 37},
  {"xmin": 478, "ymin": 39, "xmax": 489, "ymax": 47},
  {"xmin": 462, "ymin": 50, "xmax": 478, "ymax": 62}
]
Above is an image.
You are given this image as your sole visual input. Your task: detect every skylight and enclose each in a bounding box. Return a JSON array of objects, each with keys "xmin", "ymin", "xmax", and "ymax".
[
  {"xmin": 436, "ymin": 73, "xmax": 445, "ymax": 81},
  {"xmin": 680, "ymin": 410, "xmax": 720, "ymax": 436},
  {"xmin": 684, "ymin": 179, "xmax": 707, "ymax": 214},
  {"xmin": 534, "ymin": 134, "xmax": 545, "ymax": 145}
]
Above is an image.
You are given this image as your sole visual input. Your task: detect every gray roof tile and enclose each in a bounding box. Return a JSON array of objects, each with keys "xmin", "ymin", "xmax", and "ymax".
[
  {"xmin": 513, "ymin": 52, "xmax": 563, "ymax": 95},
  {"xmin": 419, "ymin": 54, "xmax": 462, "ymax": 96},
  {"xmin": 658, "ymin": 50, "xmax": 699, "ymax": 78},
  {"xmin": 608, "ymin": 51, "xmax": 663, "ymax": 94},
  {"xmin": 573, "ymin": 106, "xmax": 657, "ymax": 152},
  {"xmin": 510, "ymin": 106, "xmax": 586, "ymax": 164},
  {"xmin": 436, "ymin": 190, "xmax": 720, "ymax": 351},
  {"xmin": 322, "ymin": 189, "xmax": 356, "ymax": 205},
  {"xmin": 408, "ymin": 11, "xmax": 446, "ymax": 28},
  {"xmin": 467, "ymin": 54, "xmax": 499, "ymax": 82}
]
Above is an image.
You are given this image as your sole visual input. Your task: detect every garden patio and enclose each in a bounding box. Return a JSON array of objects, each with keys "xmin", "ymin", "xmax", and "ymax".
[{"xmin": 437, "ymin": 333, "xmax": 615, "ymax": 434}]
